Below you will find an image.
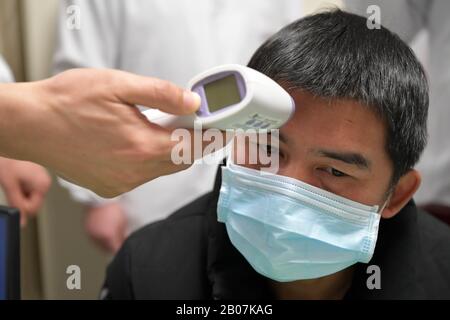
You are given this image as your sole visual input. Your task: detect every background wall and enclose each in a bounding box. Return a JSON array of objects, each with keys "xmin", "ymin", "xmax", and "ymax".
[
  {"xmin": 0, "ymin": 0, "xmax": 342, "ymax": 299},
  {"xmin": 0, "ymin": 0, "xmax": 25, "ymax": 81}
]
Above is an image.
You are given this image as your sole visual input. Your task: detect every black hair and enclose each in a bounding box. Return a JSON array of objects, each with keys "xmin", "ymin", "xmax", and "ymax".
[{"xmin": 248, "ymin": 9, "xmax": 428, "ymax": 185}]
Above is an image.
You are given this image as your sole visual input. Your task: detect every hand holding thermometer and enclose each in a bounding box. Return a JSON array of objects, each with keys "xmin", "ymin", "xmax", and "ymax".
[{"xmin": 142, "ymin": 64, "xmax": 295, "ymax": 130}]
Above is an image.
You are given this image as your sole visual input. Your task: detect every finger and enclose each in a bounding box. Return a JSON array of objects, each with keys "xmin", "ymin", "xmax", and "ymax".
[
  {"xmin": 24, "ymin": 192, "xmax": 45, "ymax": 216},
  {"xmin": 4, "ymin": 180, "xmax": 28, "ymax": 227},
  {"xmin": 97, "ymin": 233, "xmax": 121, "ymax": 254},
  {"xmin": 116, "ymin": 72, "xmax": 201, "ymax": 115},
  {"xmin": 110, "ymin": 236, "xmax": 124, "ymax": 254},
  {"xmin": 89, "ymin": 232, "xmax": 114, "ymax": 253},
  {"xmin": 4, "ymin": 180, "xmax": 27, "ymax": 211},
  {"xmin": 20, "ymin": 214, "xmax": 27, "ymax": 228},
  {"xmin": 110, "ymin": 216, "xmax": 127, "ymax": 253}
]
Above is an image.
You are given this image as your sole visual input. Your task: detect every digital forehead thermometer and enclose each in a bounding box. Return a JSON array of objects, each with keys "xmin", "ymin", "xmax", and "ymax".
[{"xmin": 142, "ymin": 64, "xmax": 295, "ymax": 130}]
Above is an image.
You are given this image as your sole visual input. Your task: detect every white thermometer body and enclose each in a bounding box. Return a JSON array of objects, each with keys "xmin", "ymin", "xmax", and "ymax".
[{"xmin": 142, "ymin": 64, "xmax": 295, "ymax": 130}]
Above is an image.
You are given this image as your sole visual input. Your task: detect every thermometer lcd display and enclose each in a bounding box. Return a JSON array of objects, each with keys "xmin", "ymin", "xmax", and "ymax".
[{"xmin": 204, "ymin": 75, "xmax": 241, "ymax": 113}]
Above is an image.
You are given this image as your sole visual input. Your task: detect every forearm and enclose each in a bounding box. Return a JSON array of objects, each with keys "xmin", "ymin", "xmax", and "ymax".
[{"xmin": 0, "ymin": 81, "xmax": 48, "ymax": 162}]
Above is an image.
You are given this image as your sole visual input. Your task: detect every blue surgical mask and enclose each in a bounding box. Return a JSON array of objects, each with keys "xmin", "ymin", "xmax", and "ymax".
[{"xmin": 217, "ymin": 162, "xmax": 382, "ymax": 282}]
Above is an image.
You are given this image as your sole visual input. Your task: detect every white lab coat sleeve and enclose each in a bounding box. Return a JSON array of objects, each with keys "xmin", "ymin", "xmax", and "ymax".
[
  {"xmin": 0, "ymin": 56, "xmax": 14, "ymax": 83},
  {"xmin": 57, "ymin": 177, "xmax": 118, "ymax": 207},
  {"xmin": 53, "ymin": 0, "xmax": 123, "ymax": 205},
  {"xmin": 53, "ymin": 0, "xmax": 123, "ymax": 73},
  {"xmin": 344, "ymin": 0, "xmax": 430, "ymax": 43}
]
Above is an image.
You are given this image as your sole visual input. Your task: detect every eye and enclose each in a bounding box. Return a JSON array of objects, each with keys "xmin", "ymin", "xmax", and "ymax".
[{"xmin": 323, "ymin": 167, "xmax": 348, "ymax": 177}]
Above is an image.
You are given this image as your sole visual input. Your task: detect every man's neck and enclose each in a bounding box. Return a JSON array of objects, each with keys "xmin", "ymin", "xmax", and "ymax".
[{"xmin": 271, "ymin": 266, "xmax": 355, "ymax": 300}]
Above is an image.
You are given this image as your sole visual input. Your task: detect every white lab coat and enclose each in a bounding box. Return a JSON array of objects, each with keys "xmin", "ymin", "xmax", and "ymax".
[
  {"xmin": 0, "ymin": 56, "xmax": 13, "ymax": 83},
  {"xmin": 54, "ymin": 0, "xmax": 304, "ymax": 233}
]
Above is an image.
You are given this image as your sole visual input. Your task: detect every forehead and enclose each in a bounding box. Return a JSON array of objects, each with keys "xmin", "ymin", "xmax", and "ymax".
[{"xmin": 282, "ymin": 90, "xmax": 387, "ymax": 156}]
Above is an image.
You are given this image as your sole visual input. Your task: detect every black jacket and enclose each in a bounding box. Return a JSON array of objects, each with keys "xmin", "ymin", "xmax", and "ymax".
[{"xmin": 103, "ymin": 167, "xmax": 450, "ymax": 300}]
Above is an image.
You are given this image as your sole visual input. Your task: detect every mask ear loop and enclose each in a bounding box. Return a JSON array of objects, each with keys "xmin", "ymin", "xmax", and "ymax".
[
  {"xmin": 225, "ymin": 129, "xmax": 247, "ymax": 168},
  {"xmin": 378, "ymin": 196, "xmax": 391, "ymax": 214},
  {"xmin": 225, "ymin": 134, "xmax": 235, "ymax": 168}
]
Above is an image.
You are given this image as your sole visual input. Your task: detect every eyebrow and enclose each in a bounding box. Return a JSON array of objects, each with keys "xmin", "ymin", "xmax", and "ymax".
[{"xmin": 314, "ymin": 149, "xmax": 371, "ymax": 170}]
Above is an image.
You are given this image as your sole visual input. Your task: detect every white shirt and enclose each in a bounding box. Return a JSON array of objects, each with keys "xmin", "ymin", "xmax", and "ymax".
[
  {"xmin": 54, "ymin": 0, "xmax": 304, "ymax": 233},
  {"xmin": 0, "ymin": 56, "xmax": 13, "ymax": 83}
]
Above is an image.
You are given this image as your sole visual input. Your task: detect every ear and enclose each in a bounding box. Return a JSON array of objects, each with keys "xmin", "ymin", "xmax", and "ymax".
[{"xmin": 381, "ymin": 169, "xmax": 421, "ymax": 219}]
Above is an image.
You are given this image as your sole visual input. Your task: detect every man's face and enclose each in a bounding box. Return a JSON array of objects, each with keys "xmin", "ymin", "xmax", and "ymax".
[{"xmin": 240, "ymin": 90, "xmax": 394, "ymax": 209}]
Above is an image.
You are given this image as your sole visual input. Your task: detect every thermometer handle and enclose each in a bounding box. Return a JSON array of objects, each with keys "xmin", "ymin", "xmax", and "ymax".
[{"xmin": 142, "ymin": 109, "xmax": 196, "ymax": 129}]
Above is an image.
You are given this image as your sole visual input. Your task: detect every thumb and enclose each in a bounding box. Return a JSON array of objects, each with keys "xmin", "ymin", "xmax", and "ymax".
[{"xmin": 115, "ymin": 71, "xmax": 201, "ymax": 115}]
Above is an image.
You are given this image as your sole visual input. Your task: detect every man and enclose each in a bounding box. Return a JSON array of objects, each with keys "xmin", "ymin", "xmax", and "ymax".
[{"xmin": 102, "ymin": 10, "xmax": 450, "ymax": 299}]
